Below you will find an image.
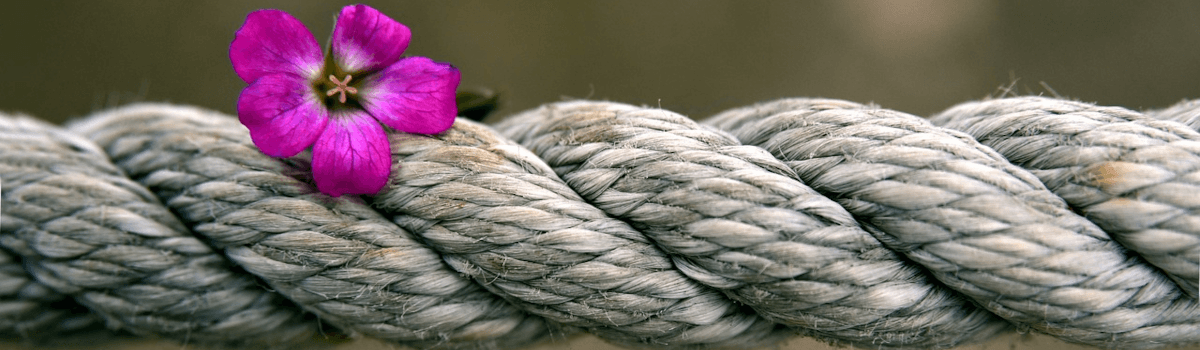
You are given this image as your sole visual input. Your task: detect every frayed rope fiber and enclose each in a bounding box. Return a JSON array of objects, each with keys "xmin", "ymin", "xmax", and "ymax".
[{"xmin": 0, "ymin": 96, "xmax": 1197, "ymax": 349}]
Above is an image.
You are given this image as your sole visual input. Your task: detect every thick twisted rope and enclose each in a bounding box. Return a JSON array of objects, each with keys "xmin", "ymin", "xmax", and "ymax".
[
  {"xmin": 71, "ymin": 106, "xmax": 549, "ymax": 349},
  {"xmin": 0, "ymin": 114, "xmax": 317, "ymax": 348},
  {"xmin": 708, "ymin": 98, "xmax": 1199, "ymax": 347},
  {"xmin": 0, "ymin": 97, "xmax": 1196, "ymax": 349},
  {"xmin": 931, "ymin": 97, "xmax": 1200, "ymax": 298},
  {"xmin": 372, "ymin": 117, "xmax": 788, "ymax": 348},
  {"xmin": 494, "ymin": 102, "xmax": 1006, "ymax": 348}
]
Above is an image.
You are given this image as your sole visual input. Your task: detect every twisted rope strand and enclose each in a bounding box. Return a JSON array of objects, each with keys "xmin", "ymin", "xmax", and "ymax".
[
  {"xmin": 69, "ymin": 104, "xmax": 550, "ymax": 350},
  {"xmin": 0, "ymin": 116, "xmax": 99, "ymax": 339},
  {"xmin": 931, "ymin": 96, "xmax": 1200, "ymax": 298},
  {"xmin": 707, "ymin": 98, "xmax": 1200, "ymax": 348},
  {"xmin": 0, "ymin": 247, "xmax": 95, "ymax": 338},
  {"xmin": 495, "ymin": 101, "xmax": 1009, "ymax": 349},
  {"xmin": 371, "ymin": 118, "xmax": 791, "ymax": 348},
  {"xmin": 0, "ymin": 114, "xmax": 318, "ymax": 348},
  {"xmin": 0, "ymin": 97, "xmax": 1195, "ymax": 349},
  {"xmin": 1147, "ymin": 100, "xmax": 1200, "ymax": 131}
]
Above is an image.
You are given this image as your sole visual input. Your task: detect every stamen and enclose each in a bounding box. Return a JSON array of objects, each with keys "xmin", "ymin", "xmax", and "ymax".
[{"xmin": 325, "ymin": 74, "xmax": 358, "ymax": 103}]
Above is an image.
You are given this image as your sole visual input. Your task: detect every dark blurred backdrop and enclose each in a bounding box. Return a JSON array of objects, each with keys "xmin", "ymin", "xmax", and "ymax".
[{"xmin": 2, "ymin": 1, "xmax": 1198, "ymax": 124}]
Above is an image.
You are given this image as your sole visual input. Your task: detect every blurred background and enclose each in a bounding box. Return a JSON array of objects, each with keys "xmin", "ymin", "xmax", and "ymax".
[
  {"xmin": 2, "ymin": 1, "xmax": 1199, "ymax": 349},
  {"xmin": 2, "ymin": 0, "xmax": 1198, "ymax": 124}
]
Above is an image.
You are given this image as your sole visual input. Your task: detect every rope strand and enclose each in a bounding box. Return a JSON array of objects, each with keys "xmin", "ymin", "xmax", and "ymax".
[
  {"xmin": 0, "ymin": 97, "xmax": 1195, "ymax": 349},
  {"xmin": 709, "ymin": 98, "xmax": 1199, "ymax": 347},
  {"xmin": 496, "ymin": 101, "xmax": 1007, "ymax": 348},
  {"xmin": 71, "ymin": 105, "xmax": 550, "ymax": 350},
  {"xmin": 931, "ymin": 96, "xmax": 1200, "ymax": 298},
  {"xmin": 0, "ymin": 114, "xmax": 318, "ymax": 348}
]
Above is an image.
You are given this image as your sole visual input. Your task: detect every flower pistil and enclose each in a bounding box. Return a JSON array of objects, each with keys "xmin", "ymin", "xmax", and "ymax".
[{"xmin": 325, "ymin": 74, "xmax": 358, "ymax": 104}]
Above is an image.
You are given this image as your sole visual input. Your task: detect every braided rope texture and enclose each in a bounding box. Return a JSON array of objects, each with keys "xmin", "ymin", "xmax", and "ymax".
[
  {"xmin": 0, "ymin": 114, "xmax": 317, "ymax": 348},
  {"xmin": 0, "ymin": 96, "xmax": 1193, "ymax": 349}
]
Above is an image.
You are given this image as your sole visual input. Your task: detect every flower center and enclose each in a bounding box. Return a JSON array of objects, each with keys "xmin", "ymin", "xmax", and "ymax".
[{"xmin": 325, "ymin": 74, "xmax": 359, "ymax": 104}]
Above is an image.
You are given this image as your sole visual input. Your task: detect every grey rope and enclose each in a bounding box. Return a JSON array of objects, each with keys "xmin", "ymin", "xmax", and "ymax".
[
  {"xmin": 371, "ymin": 118, "xmax": 790, "ymax": 348},
  {"xmin": 0, "ymin": 117, "xmax": 98, "ymax": 338},
  {"xmin": 930, "ymin": 96, "xmax": 1200, "ymax": 298},
  {"xmin": 1147, "ymin": 100, "xmax": 1200, "ymax": 131},
  {"xmin": 0, "ymin": 98, "xmax": 1195, "ymax": 349},
  {"xmin": 0, "ymin": 114, "xmax": 318, "ymax": 348},
  {"xmin": 70, "ymin": 104, "xmax": 550, "ymax": 350},
  {"xmin": 494, "ymin": 101, "xmax": 1008, "ymax": 349},
  {"xmin": 707, "ymin": 98, "xmax": 1200, "ymax": 347},
  {"xmin": 0, "ymin": 247, "xmax": 96, "ymax": 339}
]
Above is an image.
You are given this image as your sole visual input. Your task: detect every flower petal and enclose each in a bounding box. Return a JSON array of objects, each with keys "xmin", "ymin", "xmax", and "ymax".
[
  {"xmin": 360, "ymin": 57, "xmax": 461, "ymax": 134},
  {"xmin": 312, "ymin": 112, "xmax": 391, "ymax": 196},
  {"xmin": 236, "ymin": 74, "xmax": 330, "ymax": 157},
  {"xmin": 230, "ymin": 9, "xmax": 324, "ymax": 83},
  {"xmin": 331, "ymin": 4, "xmax": 411, "ymax": 73}
]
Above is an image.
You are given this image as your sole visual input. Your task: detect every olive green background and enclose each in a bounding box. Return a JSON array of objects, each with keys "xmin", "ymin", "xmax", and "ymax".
[
  {"xmin": 1, "ymin": 1, "xmax": 1199, "ymax": 349},
  {"xmin": 2, "ymin": 0, "xmax": 1198, "ymax": 123}
]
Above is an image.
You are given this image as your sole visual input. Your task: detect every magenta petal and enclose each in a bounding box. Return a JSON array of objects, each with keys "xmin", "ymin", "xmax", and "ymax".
[
  {"xmin": 311, "ymin": 112, "xmax": 391, "ymax": 196},
  {"xmin": 230, "ymin": 9, "xmax": 324, "ymax": 83},
  {"xmin": 236, "ymin": 74, "xmax": 330, "ymax": 157},
  {"xmin": 331, "ymin": 4, "xmax": 411, "ymax": 73},
  {"xmin": 360, "ymin": 57, "xmax": 460, "ymax": 134}
]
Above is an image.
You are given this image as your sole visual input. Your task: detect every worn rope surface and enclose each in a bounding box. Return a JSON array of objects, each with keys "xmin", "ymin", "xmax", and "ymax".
[
  {"xmin": 0, "ymin": 114, "xmax": 317, "ymax": 348},
  {"xmin": 72, "ymin": 107, "xmax": 549, "ymax": 350},
  {"xmin": 0, "ymin": 97, "xmax": 1197, "ymax": 349},
  {"xmin": 494, "ymin": 102, "xmax": 1007, "ymax": 348},
  {"xmin": 932, "ymin": 97, "xmax": 1200, "ymax": 298}
]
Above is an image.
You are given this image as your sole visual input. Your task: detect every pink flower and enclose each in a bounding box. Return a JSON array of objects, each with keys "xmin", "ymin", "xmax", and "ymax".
[{"xmin": 230, "ymin": 4, "xmax": 460, "ymax": 196}]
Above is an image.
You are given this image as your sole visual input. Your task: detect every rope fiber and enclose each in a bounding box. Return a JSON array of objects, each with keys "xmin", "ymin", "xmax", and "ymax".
[{"xmin": 0, "ymin": 96, "xmax": 1197, "ymax": 349}]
